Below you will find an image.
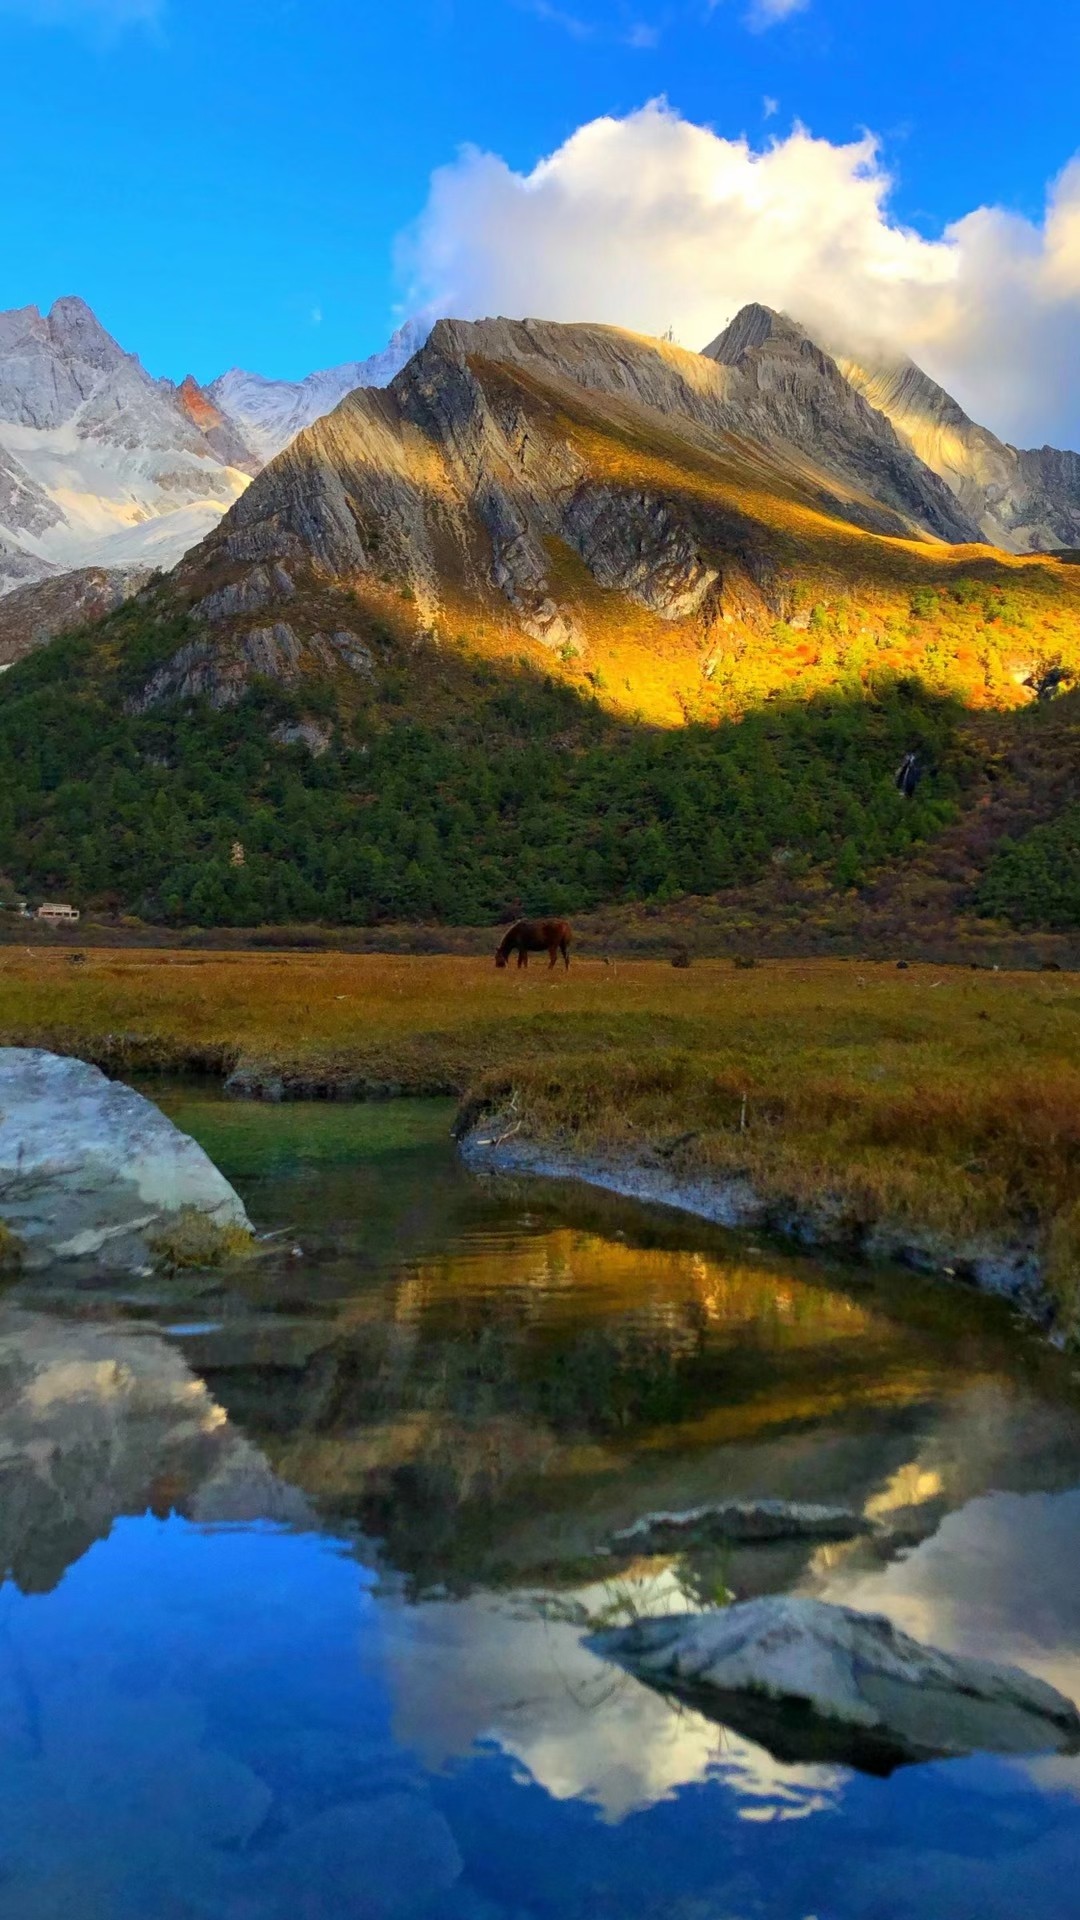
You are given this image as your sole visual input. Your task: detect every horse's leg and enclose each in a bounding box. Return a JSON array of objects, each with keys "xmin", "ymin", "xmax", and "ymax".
[
  {"xmin": 548, "ymin": 944, "xmax": 557, "ymax": 968},
  {"xmin": 561, "ymin": 940, "xmax": 570, "ymax": 970},
  {"xmin": 518, "ymin": 948, "xmax": 527, "ymax": 968}
]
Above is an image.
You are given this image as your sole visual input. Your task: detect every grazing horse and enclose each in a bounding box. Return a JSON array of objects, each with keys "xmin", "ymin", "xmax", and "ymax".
[{"xmin": 495, "ymin": 918, "xmax": 572, "ymax": 971}]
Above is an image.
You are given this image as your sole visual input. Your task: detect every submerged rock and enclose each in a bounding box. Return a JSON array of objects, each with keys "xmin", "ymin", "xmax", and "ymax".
[
  {"xmin": 588, "ymin": 1596, "xmax": 1080, "ymax": 1775},
  {"xmin": 0, "ymin": 1048, "xmax": 252, "ymax": 1271},
  {"xmin": 611, "ymin": 1499, "xmax": 871, "ymax": 1553}
]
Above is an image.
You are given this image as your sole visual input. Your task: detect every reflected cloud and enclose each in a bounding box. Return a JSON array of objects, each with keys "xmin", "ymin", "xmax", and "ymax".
[
  {"xmin": 380, "ymin": 1583, "xmax": 843, "ymax": 1821},
  {"xmin": 817, "ymin": 1488, "xmax": 1080, "ymax": 1724}
]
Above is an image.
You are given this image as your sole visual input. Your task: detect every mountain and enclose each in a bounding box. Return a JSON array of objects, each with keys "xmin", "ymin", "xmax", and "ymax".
[
  {"xmin": 700, "ymin": 305, "xmax": 982, "ymax": 546},
  {"xmin": 143, "ymin": 309, "xmax": 1001, "ymax": 729},
  {"xmin": 840, "ymin": 354, "xmax": 1080, "ymax": 553},
  {"xmin": 0, "ymin": 300, "xmax": 431, "ymax": 613},
  {"xmin": 0, "ymin": 297, "xmax": 251, "ymax": 595},
  {"xmin": 4, "ymin": 305, "xmax": 1080, "ymax": 936},
  {"xmin": 171, "ymin": 374, "xmax": 260, "ymax": 474},
  {"xmin": 205, "ymin": 317, "xmax": 430, "ymax": 467}
]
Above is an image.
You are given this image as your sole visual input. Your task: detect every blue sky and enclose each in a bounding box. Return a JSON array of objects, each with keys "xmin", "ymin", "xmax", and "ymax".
[{"xmin": 2, "ymin": 0, "xmax": 1080, "ymax": 414}]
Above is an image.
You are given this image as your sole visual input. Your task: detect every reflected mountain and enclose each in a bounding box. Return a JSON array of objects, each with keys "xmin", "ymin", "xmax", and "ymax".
[{"xmin": 0, "ymin": 1308, "xmax": 311, "ymax": 1593}]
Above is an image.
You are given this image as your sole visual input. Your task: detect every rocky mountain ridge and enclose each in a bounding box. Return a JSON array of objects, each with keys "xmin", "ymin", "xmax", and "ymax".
[
  {"xmin": 703, "ymin": 306, "xmax": 981, "ymax": 545},
  {"xmin": 0, "ymin": 301, "xmax": 428, "ymax": 604},
  {"xmin": 840, "ymin": 352, "xmax": 1080, "ymax": 552},
  {"xmin": 8, "ymin": 291, "xmax": 1080, "ymax": 691},
  {"xmin": 150, "ymin": 309, "xmax": 998, "ymax": 722}
]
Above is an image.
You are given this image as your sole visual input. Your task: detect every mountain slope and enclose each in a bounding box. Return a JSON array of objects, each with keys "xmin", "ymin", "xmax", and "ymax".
[
  {"xmin": 841, "ymin": 354, "xmax": 1080, "ymax": 553},
  {"xmin": 701, "ymin": 306, "xmax": 983, "ymax": 546},
  {"xmin": 0, "ymin": 564, "xmax": 151, "ymax": 669},
  {"xmin": 0, "ymin": 297, "xmax": 251, "ymax": 595},
  {"xmin": 148, "ymin": 312, "xmax": 1027, "ymax": 729}
]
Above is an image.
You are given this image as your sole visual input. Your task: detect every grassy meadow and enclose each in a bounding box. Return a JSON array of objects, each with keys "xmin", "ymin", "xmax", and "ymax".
[{"xmin": 2, "ymin": 945, "xmax": 1078, "ymax": 1332}]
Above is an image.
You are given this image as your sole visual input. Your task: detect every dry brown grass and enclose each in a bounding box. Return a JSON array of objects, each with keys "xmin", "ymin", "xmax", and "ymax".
[
  {"xmin": 145, "ymin": 1206, "xmax": 255, "ymax": 1272},
  {"xmin": 2, "ymin": 947, "xmax": 1077, "ymax": 1324}
]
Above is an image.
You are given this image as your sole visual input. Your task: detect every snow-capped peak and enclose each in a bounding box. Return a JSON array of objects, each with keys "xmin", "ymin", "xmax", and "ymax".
[
  {"xmin": 207, "ymin": 317, "xmax": 432, "ymax": 466},
  {"xmin": 0, "ymin": 301, "xmax": 433, "ymax": 597}
]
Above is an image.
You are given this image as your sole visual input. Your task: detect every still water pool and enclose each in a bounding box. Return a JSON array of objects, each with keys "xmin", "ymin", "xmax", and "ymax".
[{"xmin": 2, "ymin": 1091, "xmax": 1080, "ymax": 1919}]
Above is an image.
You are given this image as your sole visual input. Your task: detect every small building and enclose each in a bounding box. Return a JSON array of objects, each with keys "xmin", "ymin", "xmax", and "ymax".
[{"xmin": 36, "ymin": 902, "xmax": 80, "ymax": 924}]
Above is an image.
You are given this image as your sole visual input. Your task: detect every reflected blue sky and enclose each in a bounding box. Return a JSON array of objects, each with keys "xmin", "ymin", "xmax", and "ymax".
[
  {"xmin": 3, "ymin": 1098, "xmax": 1080, "ymax": 1919},
  {"xmin": 3, "ymin": 1511, "xmax": 1080, "ymax": 1920}
]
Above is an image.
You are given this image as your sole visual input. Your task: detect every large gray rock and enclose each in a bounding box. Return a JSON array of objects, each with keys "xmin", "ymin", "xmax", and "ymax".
[
  {"xmin": 0, "ymin": 1048, "xmax": 252, "ymax": 1271},
  {"xmin": 588, "ymin": 1595, "xmax": 1080, "ymax": 1774}
]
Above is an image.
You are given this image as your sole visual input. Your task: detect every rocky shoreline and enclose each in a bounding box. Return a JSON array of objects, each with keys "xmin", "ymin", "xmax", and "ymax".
[{"xmin": 459, "ymin": 1124, "xmax": 1058, "ymax": 1339}]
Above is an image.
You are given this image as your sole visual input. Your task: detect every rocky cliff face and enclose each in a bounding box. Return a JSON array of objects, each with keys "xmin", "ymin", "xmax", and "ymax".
[
  {"xmin": 0, "ymin": 563, "xmax": 150, "ymax": 667},
  {"xmin": 842, "ymin": 353, "xmax": 1080, "ymax": 552},
  {"xmin": 173, "ymin": 373, "xmax": 261, "ymax": 474}
]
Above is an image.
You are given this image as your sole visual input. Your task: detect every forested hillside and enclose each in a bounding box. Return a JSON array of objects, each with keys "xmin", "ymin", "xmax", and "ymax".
[{"xmin": 0, "ymin": 596, "xmax": 965, "ymax": 926}]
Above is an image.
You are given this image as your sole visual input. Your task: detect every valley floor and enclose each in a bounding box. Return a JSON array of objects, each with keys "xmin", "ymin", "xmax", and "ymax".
[{"xmin": 1, "ymin": 948, "xmax": 1078, "ymax": 1338}]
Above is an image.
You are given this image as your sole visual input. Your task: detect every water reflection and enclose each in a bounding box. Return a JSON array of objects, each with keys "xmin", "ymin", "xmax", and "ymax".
[
  {"xmin": 0, "ymin": 1308, "xmax": 311, "ymax": 1593},
  {"xmin": 1, "ymin": 1091, "xmax": 1080, "ymax": 1917}
]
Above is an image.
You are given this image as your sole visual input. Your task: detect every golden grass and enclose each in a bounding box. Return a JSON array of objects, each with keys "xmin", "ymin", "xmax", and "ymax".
[
  {"xmin": 145, "ymin": 1206, "xmax": 255, "ymax": 1273},
  {"xmin": 1, "ymin": 948, "xmax": 1077, "ymax": 1328}
]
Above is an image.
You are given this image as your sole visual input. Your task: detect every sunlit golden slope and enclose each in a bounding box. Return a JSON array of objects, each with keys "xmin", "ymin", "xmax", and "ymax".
[{"xmin": 139, "ymin": 315, "xmax": 1080, "ymax": 729}]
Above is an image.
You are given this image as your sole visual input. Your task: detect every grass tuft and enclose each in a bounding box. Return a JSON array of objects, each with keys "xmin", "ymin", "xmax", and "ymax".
[
  {"xmin": 146, "ymin": 1206, "xmax": 255, "ymax": 1273},
  {"xmin": 0, "ymin": 1220, "xmax": 23, "ymax": 1275}
]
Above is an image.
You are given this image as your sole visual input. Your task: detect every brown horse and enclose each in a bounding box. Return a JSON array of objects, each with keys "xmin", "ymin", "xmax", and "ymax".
[{"xmin": 495, "ymin": 918, "xmax": 572, "ymax": 970}]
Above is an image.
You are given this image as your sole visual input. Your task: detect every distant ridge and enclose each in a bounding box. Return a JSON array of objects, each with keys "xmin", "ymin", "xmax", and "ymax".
[
  {"xmin": 0, "ymin": 297, "xmax": 251, "ymax": 596},
  {"xmin": 841, "ymin": 351, "xmax": 1080, "ymax": 552},
  {"xmin": 205, "ymin": 318, "xmax": 431, "ymax": 467},
  {"xmin": 701, "ymin": 305, "xmax": 983, "ymax": 545}
]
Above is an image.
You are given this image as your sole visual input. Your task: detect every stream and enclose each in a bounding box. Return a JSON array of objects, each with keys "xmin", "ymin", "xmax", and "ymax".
[{"xmin": 2, "ymin": 1089, "xmax": 1080, "ymax": 1919}]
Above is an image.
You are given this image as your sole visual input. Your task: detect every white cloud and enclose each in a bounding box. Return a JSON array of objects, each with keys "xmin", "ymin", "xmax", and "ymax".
[
  {"xmin": 0, "ymin": 0, "xmax": 161, "ymax": 25},
  {"xmin": 762, "ymin": 95, "xmax": 779, "ymax": 119},
  {"xmin": 522, "ymin": 0, "xmax": 663, "ymax": 45},
  {"xmin": 746, "ymin": 0, "xmax": 808, "ymax": 27},
  {"xmin": 400, "ymin": 101, "xmax": 1080, "ymax": 448}
]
